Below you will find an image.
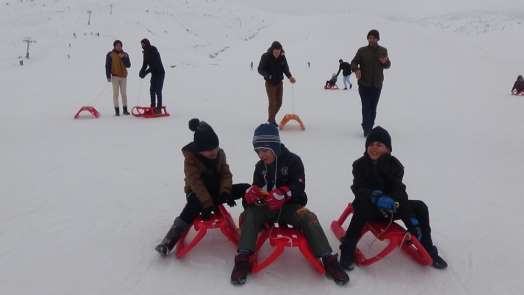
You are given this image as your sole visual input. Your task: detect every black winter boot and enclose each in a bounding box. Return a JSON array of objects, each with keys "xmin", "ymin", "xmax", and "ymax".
[
  {"xmin": 322, "ymin": 254, "xmax": 350, "ymax": 286},
  {"xmin": 230, "ymin": 253, "xmax": 251, "ymax": 286},
  {"xmin": 122, "ymin": 106, "xmax": 130, "ymax": 115},
  {"xmin": 155, "ymin": 218, "xmax": 189, "ymax": 257},
  {"xmin": 114, "ymin": 107, "xmax": 120, "ymax": 116}
]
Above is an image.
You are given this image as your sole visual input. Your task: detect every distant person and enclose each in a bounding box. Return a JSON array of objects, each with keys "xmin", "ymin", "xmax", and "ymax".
[
  {"xmin": 139, "ymin": 39, "xmax": 165, "ymax": 114},
  {"xmin": 250, "ymin": 61, "xmax": 254, "ymax": 70},
  {"xmin": 511, "ymin": 75, "xmax": 524, "ymax": 94},
  {"xmin": 336, "ymin": 59, "xmax": 352, "ymax": 90},
  {"xmin": 105, "ymin": 40, "xmax": 131, "ymax": 116},
  {"xmin": 257, "ymin": 41, "xmax": 296, "ymax": 126},
  {"xmin": 307, "ymin": 61, "xmax": 311, "ymax": 68},
  {"xmin": 351, "ymin": 30, "xmax": 391, "ymax": 136}
]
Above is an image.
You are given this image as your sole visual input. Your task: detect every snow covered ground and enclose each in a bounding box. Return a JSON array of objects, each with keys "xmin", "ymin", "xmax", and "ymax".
[{"xmin": 1, "ymin": 0, "xmax": 524, "ymax": 294}]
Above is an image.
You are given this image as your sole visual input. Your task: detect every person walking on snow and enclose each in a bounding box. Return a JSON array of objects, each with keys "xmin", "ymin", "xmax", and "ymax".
[
  {"xmin": 139, "ymin": 38, "xmax": 165, "ymax": 114},
  {"xmin": 351, "ymin": 30, "xmax": 391, "ymax": 136},
  {"xmin": 336, "ymin": 59, "xmax": 352, "ymax": 90},
  {"xmin": 154, "ymin": 119, "xmax": 250, "ymax": 256},
  {"xmin": 105, "ymin": 40, "xmax": 131, "ymax": 116},
  {"xmin": 230, "ymin": 123, "xmax": 349, "ymax": 286},
  {"xmin": 258, "ymin": 41, "xmax": 296, "ymax": 126},
  {"xmin": 338, "ymin": 126, "xmax": 448, "ymax": 271},
  {"xmin": 511, "ymin": 75, "xmax": 524, "ymax": 94}
]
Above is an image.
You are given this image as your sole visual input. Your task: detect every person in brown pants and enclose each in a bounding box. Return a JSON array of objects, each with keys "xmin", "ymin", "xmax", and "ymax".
[{"xmin": 258, "ymin": 41, "xmax": 296, "ymax": 126}]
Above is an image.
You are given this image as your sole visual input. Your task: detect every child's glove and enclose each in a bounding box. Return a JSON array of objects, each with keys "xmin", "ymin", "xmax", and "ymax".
[
  {"xmin": 139, "ymin": 69, "xmax": 146, "ymax": 78},
  {"xmin": 375, "ymin": 196, "xmax": 396, "ymax": 211},
  {"xmin": 218, "ymin": 192, "xmax": 236, "ymax": 207},
  {"xmin": 409, "ymin": 217, "xmax": 423, "ymax": 241},
  {"xmin": 244, "ymin": 185, "xmax": 261, "ymax": 205},
  {"xmin": 201, "ymin": 206, "xmax": 217, "ymax": 221},
  {"xmin": 265, "ymin": 186, "xmax": 290, "ymax": 211}
]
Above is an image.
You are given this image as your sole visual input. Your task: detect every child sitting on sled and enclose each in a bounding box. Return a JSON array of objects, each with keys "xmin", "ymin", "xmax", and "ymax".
[
  {"xmin": 338, "ymin": 126, "xmax": 448, "ymax": 270},
  {"xmin": 512, "ymin": 75, "xmax": 524, "ymax": 95},
  {"xmin": 325, "ymin": 73, "xmax": 338, "ymax": 88},
  {"xmin": 155, "ymin": 118, "xmax": 249, "ymax": 256}
]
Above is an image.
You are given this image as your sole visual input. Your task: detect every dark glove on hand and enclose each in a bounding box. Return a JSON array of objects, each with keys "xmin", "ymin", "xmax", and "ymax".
[
  {"xmin": 139, "ymin": 69, "xmax": 146, "ymax": 78},
  {"xmin": 201, "ymin": 207, "xmax": 217, "ymax": 221},
  {"xmin": 219, "ymin": 192, "xmax": 236, "ymax": 207}
]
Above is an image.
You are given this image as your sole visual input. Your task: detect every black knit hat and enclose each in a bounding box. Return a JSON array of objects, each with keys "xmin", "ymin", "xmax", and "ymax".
[
  {"xmin": 367, "ymin": 29, "xmax": 380, "ymax": 40},
  {"xmin": 252, "ymin": 123, "xmax": 281, "ymax": 156},
  {"xmin": 188, "ymin": 118, "xmax": 219, "ymax": 152},
  {"xmin": 365, "ymin": 126, "xmax": 391, "ymax": 151}
]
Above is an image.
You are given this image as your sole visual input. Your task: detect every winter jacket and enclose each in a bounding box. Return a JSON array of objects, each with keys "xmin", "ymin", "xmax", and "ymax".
[
  {"xmin": 337, "ymin": 62, "xmax": 352, "ymax": 76},
  {"xmin": 258, "ymin": 52, "xmax": 292, "ymax": 85},
  {"xmin": 512, "ymin": 79, "xmax": 524, "ymax": 93},
  {"xmin": 182, "ymin": 143, "xmax": 233, "ymax": 209},
  {"xmin": 350, "ymin": 44, "xmax": 391, "ymax": 89},
  {"xmin": 351, "ymin": 153, "xmax": 408, "ymax": 205},
  {"xmin": 252, "ymin": 144, "xmax": 307, "ymax": 206},
  {"xmin": 105, "ymin": 50, "xmax": 131, "ymax": 80},
  {"xmin": 139, "ymin": 45, "xmax": 165, "ymax": 77}
]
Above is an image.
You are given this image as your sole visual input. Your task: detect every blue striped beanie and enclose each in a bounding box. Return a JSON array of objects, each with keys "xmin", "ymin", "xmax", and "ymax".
[{"xmin": 252, "ymin": 123, "xmax": 281, "ymax": 155}]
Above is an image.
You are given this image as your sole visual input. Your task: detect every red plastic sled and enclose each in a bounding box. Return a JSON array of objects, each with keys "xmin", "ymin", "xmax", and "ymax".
[
  {"xmin": 278, "ymin": 113, "xmax": 305, "ymax": 131},
  {"xmin": 131, "ymin": 106, "xmax": 170, "ymax": 118},
  {"xmin": 74, "ymin": 106, "xmax": 100, "ymax": 119},
  {"xmin": 331, "ymin": 202, "xmax": 433, "ymax": 266},
  {"xmin": 324, "ymin": 84, "xmax": 339, "ymax": 90},
  {"xmin": 251, "ymin": 224, "xmax": 325, "ymax": 274},
  {"xmin": 175, "ymin": 205, "xmax": 239, "ymax": 258}
]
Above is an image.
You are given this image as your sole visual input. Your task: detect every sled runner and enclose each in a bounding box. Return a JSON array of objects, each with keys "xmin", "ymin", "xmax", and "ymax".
[
  {"xmin": 175, "ymin": 205, "xmax": 239, "ymax": 258},
  {"xmin": 251, "ymin": 223, "xmax": 325, "ymax": 274},
  {"xmin": 74, "ymin": 106, "xmax": 100, "ymax": 119},
  {"xmin": 131, "ymin": 106, "xmax": 170, "ymax": 118},
  {"xmin": 324, "ymin": 84, "xmax": 339, "ymax": 90},
  {"xmin": 279, "ymin": 114, "xmax": 305, "ymax": 131},
  {"xmin": 331, "ymin": 202, "xmax": 433, "ymax": 266},
  {"xmin": 512, "ymin": 90, "xmax": 524, "ymax": 96}
]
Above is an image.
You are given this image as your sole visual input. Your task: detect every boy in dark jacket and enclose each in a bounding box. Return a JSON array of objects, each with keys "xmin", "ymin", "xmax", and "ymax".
[
  {"xmin": 339, "ymin": 126, "xmax": 447, "ymax": 270},
  {"xmin": 230, "ymin": 123, "xmax": 349, "ymax": 286},
  {"xmin": 155, "ymin": 119, "xmax": 249, "ymax": 256},
  {"xmin": 258, "ymin": 41, "xmax": 296, "ymax": 125},
  {"xmin": 139, "ymin": 38, "xmax": 165, "ymax": 114}
]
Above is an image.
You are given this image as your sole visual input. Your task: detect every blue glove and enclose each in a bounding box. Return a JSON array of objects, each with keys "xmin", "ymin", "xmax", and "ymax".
[
  {"xmin": 375, "ymin": 196, "xmax": 396, "ymax": 211},
  {"xmin": 409, "ymin": 217, "xmax": 423, "ymax": 241}
]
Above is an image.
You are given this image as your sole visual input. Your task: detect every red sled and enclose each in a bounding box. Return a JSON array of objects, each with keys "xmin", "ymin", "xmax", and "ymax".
[
  {"xmin": 74, "ymin": 106, "xmax": 100, "ymax": 119},
  {"xmin": 131, "ymin": 106, "xmax": 170, "ymax": 118},
  {"xmin": 175, "ymin": 205, "xmax": 239, "ymax": 258},
  {"xmin": 324, "ymin": 84, "xmax": 339, "ymax": 90},
  {"xmin": 251, "ymin": 224, "xmax": 325, "ymax": 274},
  {"xmin": 330, "ymin": 202, "xmax": 433, "ymax": 266}
]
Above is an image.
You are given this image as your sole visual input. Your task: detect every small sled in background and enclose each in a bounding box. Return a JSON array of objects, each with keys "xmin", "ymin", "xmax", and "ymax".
[
  {"xmin": 331, "ymin": 202, "xmax": 433, "ymax": 267},
  {"xmin": 131, "ymin": 106, "xmax": 170, "ymax": 118},
  {"xmin": 279, "ymin": 114, "xmax": 305, "ymax": 131},
  {"xmin": 74, "ymin": 106, "xmax": 100, "ymax": 119},
  {"xmin": 175, "ymin": 205, "xmax": 239, "ymax": 258},
  {"xmin": 324, "ymin": 73, "xmax": 339, "ymax": 90}
]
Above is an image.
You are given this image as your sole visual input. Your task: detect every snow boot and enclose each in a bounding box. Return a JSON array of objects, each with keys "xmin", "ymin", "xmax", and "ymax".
[
  {"xmin": 122, "ymin": 106, "xmax": 130, "ymax": 115},
  {"xmin": 230, "ymin": 253, "xmax": 251, "ymax": 286},
  {"xmin": 114, "ymin": 107, "xmax": 120, "ymax": 116},
  {"xmin": 339, "ymin": 242, "xmax": 355, "ymax": 271},
  {"xmin": 322, "ymin": 254, "xmax": 350, "ymax": 286},
  {"xmin": 155, "ymin": 217, "xmax": 189, "ymax": 257}
]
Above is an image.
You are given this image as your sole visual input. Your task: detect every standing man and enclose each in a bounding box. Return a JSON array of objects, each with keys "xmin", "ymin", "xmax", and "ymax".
[
  {"xmin": 351, "ymin": 29, "xmax": 391, "ymax": 136},
  {"xmin": 139, "ymin": 38, "xmax": 165, "ymax": 114},
  {"xmin": 336, "ymin": 59, "xmax": 352, "ymax": 90},
  {"xmin": 105, "ymin": 40, "xmax": 131, "ymax": 116},
  {"xmin": 258, "ymin": 41, "xmax": 296, "ymax": 126}
]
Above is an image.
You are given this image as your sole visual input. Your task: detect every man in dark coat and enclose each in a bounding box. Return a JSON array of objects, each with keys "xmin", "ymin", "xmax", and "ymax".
[
  {"xmin": 339, "ymin": 126, "xmax": 448, "ymax": 271},
  {"xmin": 139, "ymin": 38, "xmax": 165, "ymax": 114},
  {"xmin": 230, "ymin": 123, "xmax": 349, "ymax": 286},
  {"xmin": 351, "ymin": 30, "xmax": 391, "ymax": 136},
  {"xmin": 258, "ymin": 41, "xmax": 296, "ymax": 126},
  {"xmin": 336, "ymin": 59, "xmax": 352, "ymax": 90}
]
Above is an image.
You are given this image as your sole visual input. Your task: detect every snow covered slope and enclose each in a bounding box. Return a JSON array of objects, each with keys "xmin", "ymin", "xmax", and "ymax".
[{"xmin": 1, "ymin": 0, "xmax": 524, "ymax": 294}]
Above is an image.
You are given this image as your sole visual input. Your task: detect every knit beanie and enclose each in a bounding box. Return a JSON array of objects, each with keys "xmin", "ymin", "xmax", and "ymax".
[
  {"xmin": 188, "ymin": 118, "xmax": 219, "ymax": 152},
  {"xmin": 365, "ymin": 126, "xmax": 392, "ymax": 151},
  {"xmin": 252, "ymin": 123, "xmax": 281, "ymax": 156},
  {"xmin": 367, "ymin": 29, "xmax": 380, "ymax": 40}
]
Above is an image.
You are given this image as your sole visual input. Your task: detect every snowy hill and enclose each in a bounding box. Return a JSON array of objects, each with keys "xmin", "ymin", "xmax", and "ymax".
[{"xmin": 1, "ymin": 0, "xmax": 524, "ymax": 294}]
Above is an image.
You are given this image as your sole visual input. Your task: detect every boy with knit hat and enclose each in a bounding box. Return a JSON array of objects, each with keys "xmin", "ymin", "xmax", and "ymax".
[
  {"xmin": 339, "ymin": 126, "xmax": 448, "ymax": 270},
  {"xmin": 230, "ymin": 123, "xmax": 349, "ymax": 286},
  {"xmin": 155, "ymin": 118, "xmax": 249, "ymax": 256}
]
